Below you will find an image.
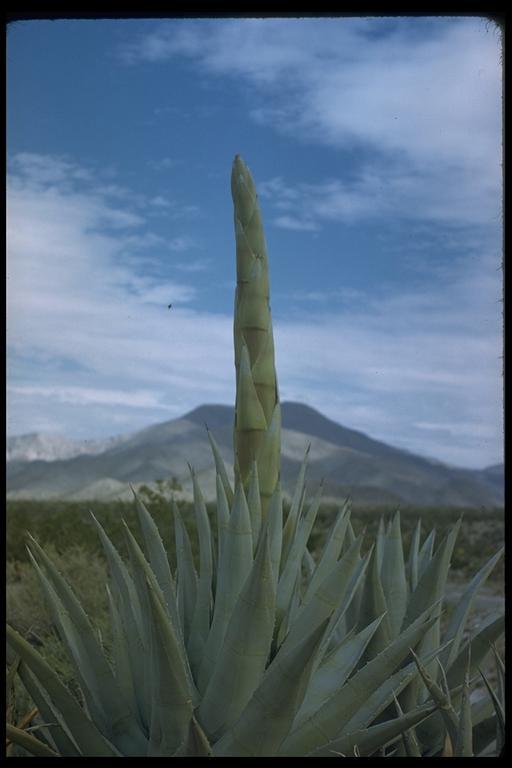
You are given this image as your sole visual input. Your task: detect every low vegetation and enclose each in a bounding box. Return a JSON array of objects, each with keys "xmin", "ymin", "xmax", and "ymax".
[{"xmin": 7, "ymin": 498, "xmax": 504, "ymax": 582}]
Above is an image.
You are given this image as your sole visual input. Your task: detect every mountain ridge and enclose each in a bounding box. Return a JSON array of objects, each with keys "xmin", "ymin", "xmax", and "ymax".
[{"xmin": 7, "ymin": 402, "xmax": 503, "ymax": 508}]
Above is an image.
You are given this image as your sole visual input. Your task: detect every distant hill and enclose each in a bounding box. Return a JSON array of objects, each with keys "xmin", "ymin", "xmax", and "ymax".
[
  {"xmin": 6, "ymin": 431, "xmax": 131, "ymax": 462},
  {"xmin": 6, "ymin": 402, "xmax": 504, "ymax": 508}
]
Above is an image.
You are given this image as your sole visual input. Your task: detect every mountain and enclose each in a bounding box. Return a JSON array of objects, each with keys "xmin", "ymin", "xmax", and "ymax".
[
  {"xmin": 6, "ymin": 402, "xmax": 504, "ymax": 508},
  {"xmin": 6, "ymin": 432, "xmax": 131, "ymax": 462}
]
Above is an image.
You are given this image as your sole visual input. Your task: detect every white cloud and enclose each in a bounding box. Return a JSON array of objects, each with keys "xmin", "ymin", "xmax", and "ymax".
[
  {"xmin": 168, "ymin": 235, "xmax": 197, "ymax": 252},
  {"xmin": 260, "ymin": 160, "xmax": 501, "ymax": 229},
  {"xmin": 273, "ymin": 215, "xmax": 319, "ymax": 231},
  {"xmin": 148, "ymin": 156, "xmax": 180, "ymax": 171},
  {"xmin": 150, "ymin": 195, "xmax": 172, "ymax": 208},
  {"xmin": 10, "ymin": 152, "xmax": 94, "ymax": 185},
  {"xmin": 271, "ymin": 258, "xmax": 503, "ymax": 468},
  {"xmin": 131, "ymin": 279, "xmax": 196, "ymax": 305},
  {"xmin": 175, "ymin": 258, "xmax": 211, "ymax": 273},
  {"xmin": 120, "ymin": 18, "xmax": 502, "ymax": 230},
  {"xmin": 7, "ymin": 152, "xmax": 235, "ymax": 439},
  {"xmin": 10, "ymin": 385, "xmax": 173, "ymax": 409}
]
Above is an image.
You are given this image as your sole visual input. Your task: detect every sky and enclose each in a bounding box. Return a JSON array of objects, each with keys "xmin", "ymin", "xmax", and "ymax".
[{"xmin": 6, "ymin": 15, "xmax": 503, "ymax": 469}]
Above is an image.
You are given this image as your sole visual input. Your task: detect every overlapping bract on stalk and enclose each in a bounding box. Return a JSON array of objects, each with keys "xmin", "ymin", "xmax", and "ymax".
[
  {"xmin": 6, "ymin": 156, "xmax": 505, "ymax": 758},
  {"xmin": 232, "ymin": 155, "xmax": 280, "ymax": 515}
]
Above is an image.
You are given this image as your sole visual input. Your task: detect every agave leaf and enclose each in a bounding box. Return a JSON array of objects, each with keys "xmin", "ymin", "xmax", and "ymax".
[
  {"xmin": 343, "ymin": 642, "xmax": 452, "ymax": 737},
  {"xmin": 401, "ymin": 520, "xmax": 461, "ymax": 711},
  {"xmin": 247, "ymin": 460, "xmax": 262, "ymax": 547},
  {"xmin": 7, "ymin": 652, "xmax": 20, "ymax": 686},
  {"xmin": 381, "ymin": 511, "xmax": 408, "ymax": 638},
  {"xmin": 173, "ymin": 500, "xmax": 197, "ymax": 646},
  {"xmin": 407, "ymin": 519, "xmax": 422, "ymax": 593},
  {"xmin": 187, "ymin": 467, "xmax": 214, "ymax": 675},
  {"xmin": 122, "ymin": 521, "xmax": 196, "ymax": 700},
  {"xmin": 277, "ymin": 481, "xmax": 323, "ymax": 624},
  {"xmin": 416, "ymin": 614, "xmax": 504, "ymax": 749},
  {"xmin": 302, "ymin": 499, "xmax": 350, "ymax": 605},
  {"xmin": 131, "ymin": 487, "xmax": 181, "ymax": 634},
  {"xmin": 417, "ymin": 527, "xmax": 436, "ymax": 579},
  {"xmin": 6, "ymin": 653, "xmax": 20, "ymax": 725},
  {"xmin": 376, "ymin": 515, "xmax": 386, "ymax": 573},
  {"xmin": 17, "ymin": 661, "xmax": 82, "ymax": 756},
  {"xmin": 491, "ymin": 643, "xmax": 505, "ymax": 708},
  {"xmin": 441, "ymin": 732, "xmax": 454, "ymax": 757},
  {"xmin": 410, "ymin": 649, "xmax": 459, "ymax": 747},
  {"xmin": 199, "ymin": 527, "xmax": 275, "ymax": 739},
  {"xmin": 440, "ymin": 547, "xmax": 504, "ymax": 670},
  {"xmin": 403, "ymin": 518, "xmax": 461, "ymax": 631},
  {"xmin": 276, "ymin": 566, "xmax": 302, "ymax": 648},
  {"xmin": 6, "ymin": 723, "xmax": 60, "ymax": 758},
  {"xmin": 214, "ymin": 473, "xmax": 230, "ymax": 562},
  {"xmin": 26, "ymin": 550, "xmax": 111, "ymax": 736},
  {"xmin": 320, "ymin": 550, "xmax": 372, "ymax": 666},
  {"xmin": 392, "ymin": 691, "xmax": 422, "ymax": 756},
  {"xmin": 105, "ymin": 584, "xmax": 137, "ymax": 722},
  {"xmin": 437, "ymin": 655, "xmax": 453, "ymax": 703},
  {"xmin": 356, "ymin": 544, "xmax": 391, "ymax": 660},
  {"xmin": 206, "ymin": 425, "xmax": 234, "ymax": 506},
  {"xmin": 454, "ymin": 652, "xmax": 473, "ymax": 756},
  {"xmin": 89, "ymin": 511, "xmax": 143, "ymax": 635},
  {"xmin": 25, "ymin": 537, "xmax": 148, "ymax": 755},
  {"xmin": 308, "ymin": 702, "xmax": 436, "ymax": 757},
  {"xmin": 296, "ymin": 615, "xmax": 384, "ymax": 725},
  {"xmin": 302, "ymin": 547, "xmax": 316, "ymax": 583},
  {"xmin": 446, "ymin": 614, "xmax": 505, "ymax": 689},
  {"xmin": 142, "ymin": 573, "xmax": 195, "ymax": 756},
  {"xmin": 472, "ymin": 714, "xmax": 499, "ymax": 757},
  {"xmin": 279, "ymin": 604, "xmax": 441, "ymax": 756},
  {"xmin": 344, "ymin": 518, "xmax": 357, "ymax": 549},
  {"xmin": 7, "ymin": 625, "xmax": 120, "ymax": 756},
  {"xmin": 123, "ymin": 525, "xmax": 177, "ymax": 740},
  {"xmin": 268, "ymin": 482, "xmax": 283, "ymax": 588},
  {"xmin": 471, "ymin": 687, "xmax": 495, "ymax": 726},
  {"xmin": 174, "ymin": 716, "xmax": 213, "ymax": 757},
  {"xmin": 281, "ymin": 445, "xmax": 310, "ymax": 566},
  {"xmin": 340, "ymin": 519, "xmax": 365, "ymax": 635},
  {"xmin": 213, "ymin": 618, "xmax": 329, "ymax": 756},
  {"xmin": 281, "ymin": 534, "xmax": 363, "ymax": 657},
  {"xmin": 478, "ymin": 666, "xmax": 505, "ymax": 752},
  {"xmin": 89, "ymin": 512, "xmax": 150, "ymax": 728},
  {"xmin": 197, "ymin": 480, "xmax": 253, "ymax": 693}
]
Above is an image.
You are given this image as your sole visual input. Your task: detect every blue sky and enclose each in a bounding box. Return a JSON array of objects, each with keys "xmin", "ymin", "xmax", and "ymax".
[{"xmin": 6, "ymin": 16, "xmax": 503, "ymax": 468}]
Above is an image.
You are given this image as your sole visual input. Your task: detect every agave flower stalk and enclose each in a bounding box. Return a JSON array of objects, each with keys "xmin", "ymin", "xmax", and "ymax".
[{"xmin": 231, "ymin": 155, "xmax": 280, "ymax": 515}]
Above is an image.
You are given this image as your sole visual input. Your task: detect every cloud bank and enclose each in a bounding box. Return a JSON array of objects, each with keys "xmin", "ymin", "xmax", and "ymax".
[{"xmin": 120, "ymin": 17, "xmax": 502, "ymax": 232}]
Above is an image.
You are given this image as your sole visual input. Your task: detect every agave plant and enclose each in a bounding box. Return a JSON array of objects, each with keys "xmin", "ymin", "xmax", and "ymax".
[{"xmin": 6, "ymin": 156, "xmax": 504, "ymax": 757}]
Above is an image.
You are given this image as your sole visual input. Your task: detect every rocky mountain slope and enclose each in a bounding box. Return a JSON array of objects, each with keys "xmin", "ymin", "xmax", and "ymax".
[{"xmin": 6, "ymin": 402, "xmax": 504, "ymax": 508}]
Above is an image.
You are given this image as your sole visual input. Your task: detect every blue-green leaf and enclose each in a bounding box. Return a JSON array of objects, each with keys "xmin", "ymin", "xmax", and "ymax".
[
  {"xmin": 7, "ymin": 625, "xmax": 120, "ymax": 757},
  {"xmin": 173, "ymin": 500, "xmax": 197, "ymax": 646},
  {"xmin": 213, "ymin": 618, "xmax": 329, "ymax": 756},
  {"xmin": 197, "ymin": 480, "xmax": 253, "ymax": 693},
  {"xmin": 199, "ymin": 526, "xmax": 275, "ymax": 739},
  {"xmin": 206, "ymin": 426, "xmax": 234, "ymax": 506}
]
